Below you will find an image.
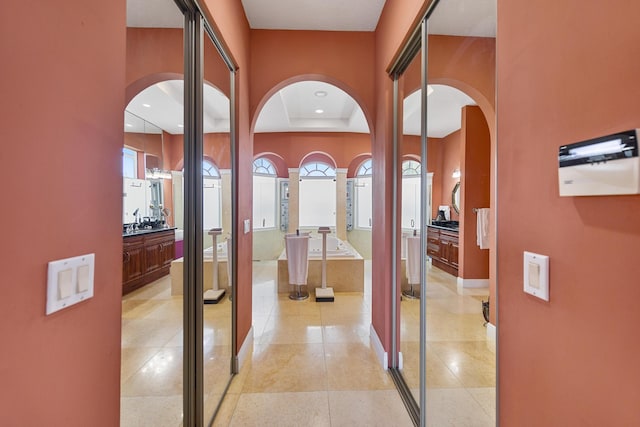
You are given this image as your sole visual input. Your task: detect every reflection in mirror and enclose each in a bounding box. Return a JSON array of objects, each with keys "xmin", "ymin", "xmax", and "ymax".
[
  {"xmin": 398, "ymin": 33, "xmax": 422, "ymax": 408},
  {"xmin": 120, "ymin": 0, "xmax": 184, "ymax": 425},
  {"xmin": 202, "ymin": 27, "xmax": 234, "ymax": 423},
  {"xmin": 452, "ymin": 181, "xmax": 461, "ymax": 213},
  {"xmin": 424, "ymin": 0, "xmax": 496, "ymax": 425}
]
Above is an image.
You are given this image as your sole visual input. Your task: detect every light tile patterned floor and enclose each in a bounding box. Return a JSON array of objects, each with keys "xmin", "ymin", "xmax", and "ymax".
[{"xmin": 120, "ymin": 260, "xmax": 495, "ymax": 426}]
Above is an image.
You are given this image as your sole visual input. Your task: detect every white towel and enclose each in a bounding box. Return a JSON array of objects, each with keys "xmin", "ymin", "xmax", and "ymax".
[
  {"xmin": 477, "ymin": 208, "xmax": 490, "ymax": 249},
  {"xmin": 406, "ymin": 236, "xmax": 421, "ymax": 285},
  {"xmin": 285, "ymin": 235, "xmax": 310, "ymax": 285}
]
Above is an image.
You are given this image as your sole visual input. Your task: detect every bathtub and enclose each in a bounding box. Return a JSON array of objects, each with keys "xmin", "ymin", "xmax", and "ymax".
[
  {"xmin": 307, "ymin": 235, "xmax": 357, "ymax": 258},
  {"xmin": 277, "ymin": 235, "xmax": 364, "ymax": 293}
]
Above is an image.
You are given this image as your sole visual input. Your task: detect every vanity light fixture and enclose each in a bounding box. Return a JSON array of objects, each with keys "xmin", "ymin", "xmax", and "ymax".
[
  {"xmin": 314, "ymin": 90, "xmax": 327, "ymax": 97},
  {"xmin": 452, "ymin": 169, "xmax": 461, "ymax": 179},
  {"xmin": 315, "ymin": 109, "xmax": 324, "ymax": 114},
  {"xmin": 145, "ymin": 168, "xmax": 172, "ymax": 180}
]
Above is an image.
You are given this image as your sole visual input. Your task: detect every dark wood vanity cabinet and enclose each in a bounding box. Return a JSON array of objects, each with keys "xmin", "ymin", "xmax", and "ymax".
[
  {"xmin": 427, "ymin": 226, "xmax": 459, "ymax": 276},
  {"xmin": 123, "ymin": 229, "xmax": 175, "ymax": 295}
]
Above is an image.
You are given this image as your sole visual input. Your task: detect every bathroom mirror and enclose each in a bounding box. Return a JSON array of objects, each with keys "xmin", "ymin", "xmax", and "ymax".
[
  {"xmin": 201, "ymin": 23, "xmax": 234, "ymax": 423},
  {"xmin": 452, "ymin": 181, "xmax": 460, "ymax": 213}
]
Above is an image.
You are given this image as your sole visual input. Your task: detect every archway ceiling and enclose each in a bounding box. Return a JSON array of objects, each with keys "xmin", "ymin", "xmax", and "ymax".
[
  {"xmin": 255, "ymin": 81, "xmax": 369, "ymax": 134},
  {"xmin": 404, "ymin": 85, "xmax": 476, "ymax": 138},
  {"xmin": 124, "ymin": 0, "xmax": 495, "ymax": 136}
]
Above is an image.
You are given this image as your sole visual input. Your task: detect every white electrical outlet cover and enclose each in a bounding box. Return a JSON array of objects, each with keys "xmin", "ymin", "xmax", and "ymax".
[{"xmin": 523, "ymin": 251, "xmax": 549, "ymax": 301}]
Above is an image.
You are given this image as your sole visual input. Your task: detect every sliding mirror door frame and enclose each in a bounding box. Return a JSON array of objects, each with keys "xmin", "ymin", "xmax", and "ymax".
[{"xmin": 178, "ymin": 1, "xmax": 238, "ymax": 425}]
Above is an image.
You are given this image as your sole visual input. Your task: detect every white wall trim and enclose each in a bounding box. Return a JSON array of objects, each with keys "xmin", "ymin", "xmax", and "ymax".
[
  {"xmin": 486, "ymin": 322, "xmax": 496, "ymax": 341},
  {"xmin": 456, "ymin": 277, "xmax": 489, "ymax": 293},
  {"xmin": 236, "ymin": 326, "xmax": 254, "ymax": 372},
  {"xmin": 370, "ymin": 324, "xmax": 388, "ymax": 370}
]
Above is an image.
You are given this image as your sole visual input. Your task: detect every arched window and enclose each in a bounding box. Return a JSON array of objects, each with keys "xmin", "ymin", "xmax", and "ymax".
[
  {"xmin": 402, "ymin": 159, "xmax": 421, "ymax": 176},
  {"xmin": 355, "ymin": 158, "xmax": 373, "ymax": 229},
  {"xmin": 299, "ymin": 161, "xmax": 336, "ymax": 227},
  {"xmin": 300, "ymin": 161, "xmax": 336, "ymax": 177},
  {"xmin": 252, "ymin": 157, "xmax": 277, "ymax": 229},
  {"xmin": 356, "ymin": 158, "xmax": 373, "ymax": 177},
  {"xmin": 203, "ymin": 160, "xmax": 220, "ymax": 177},
  {"xmin": 253, "ymin": 158, "xmax": 276, "ymax": 176}
]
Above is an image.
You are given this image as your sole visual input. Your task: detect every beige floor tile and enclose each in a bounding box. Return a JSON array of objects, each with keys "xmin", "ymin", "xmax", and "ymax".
[
  {"xmin": 210, "ymin": 392, "xmax": 240, "ymax": 427},
  {"xmin": 258, "ymin": 315, "xmax": 323, "ymax": 345},
  {"xmin": 425, "ymin": 388, "xmax": 494, "ymax": 427},
  {"xmin": 324, "ymin": 342, "xmax": 395, "ymax": 390},
  {"xmin": 121, "ymin": 346, "xmax": 161, "ymax": 383},
  {"xmin": 328, "ymin": 390, "xmax": 414, "ymax": 427},
  {"xmin": 242, "ymin": 343, "xmax": 327, "ymax": 392},
  {"xmin": 121, "ymin": 347, "xmax": 183, "ymax": 397},
  {"xmin": 121, "ymin": 318, "xmax": 182, "ymax": 349},
  {"xmin": 400, "ymin": 342, "xmax": 464, "ymax": 390},
  {"xmin": 229, "ymin": 392, "xmax": 331, "ymax": 427},
  {"xmin": 120, "ymin": 396, "xmax": 182, "ymax": 427},
  {"xmin": 468, "ymin": 387, "xmax": 497, "ymax": 423}
]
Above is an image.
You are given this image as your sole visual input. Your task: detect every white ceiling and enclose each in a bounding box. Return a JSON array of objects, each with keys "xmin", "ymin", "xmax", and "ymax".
[
  {"xmin": 403, "ymin": 85, "xmax": 476, "ymax": 138},
  {"xmin": 125, "ymin": 80, "xmax": 229, "ymax": 135},
  {"xmin": 241, "ymin": 0, "xmax": 386, "ymax": 32},
  {"xmin": 125, "ymin": 0, "xmax": 495, "ymax": 136},
  {"xmin": 255, "ymin": 81, "xmax": 369, "ymax": 133}
]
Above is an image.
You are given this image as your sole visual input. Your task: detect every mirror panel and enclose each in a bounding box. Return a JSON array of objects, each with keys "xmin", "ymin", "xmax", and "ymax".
[
  {"xmin": 398, "ymin": 41, "xmax": 423, "ymax": 408},
  {"xmin": 425, "ymin": 0, "xmax": 496, "ymax": 425},
  {"xmin": 202, "ymin": 26, "xmax": 234, "ymax": 423},
  {"xmin": 120, "ymin": 0, "xmax": 184, "ymax": 424}
]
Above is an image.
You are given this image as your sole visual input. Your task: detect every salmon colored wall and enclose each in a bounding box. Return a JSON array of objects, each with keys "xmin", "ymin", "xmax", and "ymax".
[
  {"xmin": 0, "ymin": 1, "xmax": 125, "ymax": 426},
  {"xmin": 254, "ymin": 132, "xmax": 371, "ymax": 171},
  {"xmin": 249, "ymin": 30, "xmax": 376, "ymax": 128},
  {"xmin": 374, "ymin": 0, "xmax": 432, "ymax": 358},
  {"xmin": 441, "ymin": 130, "xmax": 461, "ymax": 221},
  {"xmin": 497, "ymin": 0, "xmax": 640, "ymax": 425},
  {"xmin": 347, "ymin": 153, "xmax": 374, "ymax": 178},
  {"xmin": 201, "ymin": 0, "xmax": 253, "ymax": 355},
  {"xmin": 458, "ymin": 106, "xmax": 490, "ymax": 280},
  {"xmin": 170, "ymin": 133, "xmax": 232, "ymax": 171}
]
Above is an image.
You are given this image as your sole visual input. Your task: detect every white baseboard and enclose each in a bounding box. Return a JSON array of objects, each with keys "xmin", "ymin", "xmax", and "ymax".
[
  {"xmin": 370, "ymin": 324, "xmax": 388, "ymax": 370},
  {"xmin": 457, "ymin": 277, "xmax": 489, "ymax": 293},
  {"xmin": 236, "ymin": 326, "xmax": 254, "ymax": 372},
  {"xmin": 486, "ymin": 322, "xmax": 496, "ymax": 341}
]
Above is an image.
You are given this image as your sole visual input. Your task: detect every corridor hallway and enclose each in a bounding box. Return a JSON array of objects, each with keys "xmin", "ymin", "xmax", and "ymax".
[{"xmin": 120, "ymin": 261, "xmax": 494, "ymax": 426}]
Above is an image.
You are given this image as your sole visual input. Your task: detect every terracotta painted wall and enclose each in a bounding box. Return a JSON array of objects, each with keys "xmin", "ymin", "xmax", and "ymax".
[
  {"xmin": 0, "ymin": 1, "xmax": 125, "ymax": 426},
  {"xmin": 497, "ymin": 0, "xmax": 640, "ymax": 425},
  {"xmin": 373, "ymin": 0, "xmax": 431, "ymax": 358},
  {"xmin": 254, "ymin": 132, "xmax": 371, "ymax": 171},
  {"xmin": 440, "ymin": 130, "xmax": 461, "ymax": 221},
  {"xmin": 458, "ymin": 106, "xmax": 490, "ymax": 280}
]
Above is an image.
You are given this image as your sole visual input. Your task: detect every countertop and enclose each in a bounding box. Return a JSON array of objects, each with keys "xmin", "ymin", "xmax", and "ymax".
[
  {"xmin": 123, "ymin": 227, "xmax": 177, "ymax": 238},
  {"xmin": 427, "ymin": 224, "xmax": 459, "ymax": 232}
]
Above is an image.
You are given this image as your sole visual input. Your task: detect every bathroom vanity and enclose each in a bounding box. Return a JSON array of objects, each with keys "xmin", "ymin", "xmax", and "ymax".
[
  {"xmin": 122, "ymin": 228, "xmax": 175, "ymax": 295},
  {"xmin": 427, "ymin": 225, "xmax": 459, "ymax": 276}
]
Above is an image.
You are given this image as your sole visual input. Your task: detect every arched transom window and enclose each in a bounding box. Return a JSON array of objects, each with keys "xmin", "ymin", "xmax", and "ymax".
[
  {"xmin": 402, "ymin": 160, "xmax": 421, "ymax": 176},
  {"xmin": 300, "ymin": 161, "xmax": 336, "ymax": 177},
  {"xmin": 253, "ymin": 158, "xmax": 276, "ymax": 176}
]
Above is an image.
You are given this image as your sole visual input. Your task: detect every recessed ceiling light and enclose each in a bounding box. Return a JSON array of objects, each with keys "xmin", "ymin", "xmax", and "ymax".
[
  {"xmin": 178, "ymin": 124, "xmax": 184, "ymax": 128},
  {"xmin": 142, "ymin": 103, "xmax": 151, "ymax": 108},
  {"xmin": 315, "ymin": 109, "xmax": 324, "ymax": 114},
  {"xmin": 314, "ymin": 90, "xmax": 327, "ymax": 98},
  {"xmin": 125, "ymin": 123, "xmax": 133, "ymax": 127}
]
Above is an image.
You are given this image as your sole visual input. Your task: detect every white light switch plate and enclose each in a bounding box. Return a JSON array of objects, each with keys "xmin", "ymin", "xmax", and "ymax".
[
  {"xmin": 46, "ymin": 253, "xmax": 95, "ymax": 315},
  {"xmin": 523, "ymin": 251, "xmax": 549, "ymax": 301}
]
